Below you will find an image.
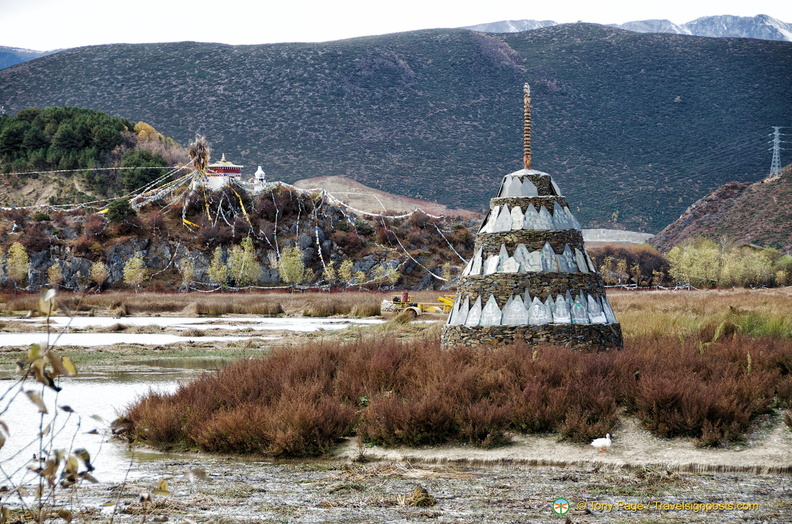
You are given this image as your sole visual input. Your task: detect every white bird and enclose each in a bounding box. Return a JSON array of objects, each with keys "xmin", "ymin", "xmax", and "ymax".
[{"xmin": 590, "ymin": 433, "xmax": 612, "ymax": 452}]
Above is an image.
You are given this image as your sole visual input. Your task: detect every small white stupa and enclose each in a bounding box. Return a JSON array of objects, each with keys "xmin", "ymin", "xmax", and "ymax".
[{"xmin": 253, "ymin": 166, "xmax": 267, "ymax": 191}]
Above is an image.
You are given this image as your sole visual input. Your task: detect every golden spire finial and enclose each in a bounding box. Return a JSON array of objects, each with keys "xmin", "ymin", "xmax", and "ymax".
[{"xmin": 523, "ymin": 83, "xmax": 531, "ymax": 170}]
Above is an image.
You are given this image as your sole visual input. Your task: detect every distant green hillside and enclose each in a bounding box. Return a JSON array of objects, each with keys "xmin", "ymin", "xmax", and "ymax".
[
  {"xmin": 0, "ymin": 106, "xmax": 185, "ymax": 204},
  {"xmin": 0, "ymin": 24, "xmax": 789, "ymax": 232}
]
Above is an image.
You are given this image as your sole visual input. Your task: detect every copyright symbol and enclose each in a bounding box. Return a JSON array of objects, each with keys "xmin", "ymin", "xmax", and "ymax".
[{"xmin": 577, "ymin": 501, "xmax": 587, "ymax": 510}]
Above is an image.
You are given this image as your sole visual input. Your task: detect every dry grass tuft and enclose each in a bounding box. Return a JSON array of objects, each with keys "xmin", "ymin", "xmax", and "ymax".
[
  {"xmin": 401, "ymin": 485, "xmax": 436, "ymax": 507},
  {"xmin": 0, "ymin": 290, "xmax": 389, "ymax": 318}
]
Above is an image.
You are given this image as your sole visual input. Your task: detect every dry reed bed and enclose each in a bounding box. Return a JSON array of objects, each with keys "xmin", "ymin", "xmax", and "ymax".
[
  {"xmin": 124, "ymin": 331, "xmax": 792, "ymax": 457},
  {"xmin": 609, "ymin": 288, "xmax": 792, "ymax": 339},
  {"xmin": 0, "ymin": 290, "xmax": 391, "ymax": 318}
]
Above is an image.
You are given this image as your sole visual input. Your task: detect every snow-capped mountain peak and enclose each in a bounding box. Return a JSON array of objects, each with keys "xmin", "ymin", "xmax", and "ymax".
[{"xmin": 465, "ymin": 14, "xmax": 792, "ymax": 42}]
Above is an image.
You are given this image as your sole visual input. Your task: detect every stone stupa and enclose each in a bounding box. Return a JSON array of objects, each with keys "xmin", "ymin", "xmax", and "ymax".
[{"xmin": 441, "ymin": 84, "xmax": 623, "ymax": 351}]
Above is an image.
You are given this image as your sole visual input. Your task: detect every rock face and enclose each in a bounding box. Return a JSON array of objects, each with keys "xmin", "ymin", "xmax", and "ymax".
[{"xmin": 441, "ymin": 168, "xmax": 623, "ymax": 351}]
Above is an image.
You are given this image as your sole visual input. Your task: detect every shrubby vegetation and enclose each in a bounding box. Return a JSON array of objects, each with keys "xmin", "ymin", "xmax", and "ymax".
[
  {"xmin": 666, "ymin": 237, "xmax": 791, "ymax": 288},
  {"xmin": 227, "ymin": 238, "xmax": 262, "ymax": 286},
  {"xmin": 124, "ymin": 330, "xmax": 792, "ymax": 456},
  {"xmin": 1, "ymin": 191, "xmax": 790, "ymax": 292},
  {"xmin": 589, "ymin": 244, "xmax": 670, "ymax": 286},
  {"xmin": 122, "ymin": 253, "xmax": 146, "ymax": 292},
  {"xmin": 5, "ymin": 241, "xmax": 29, "ymax": 289},
  {"xmin": 0, "ymin": 106, "xmax": 129, "ymax": 171},
  {"xmin": 588, "ymin": 238, "xmax": 792, "ymax": 289}
]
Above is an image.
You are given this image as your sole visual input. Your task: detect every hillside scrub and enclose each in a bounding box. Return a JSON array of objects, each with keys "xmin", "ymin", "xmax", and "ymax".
[
  {"xmin": 124, "ymin": 329, "xmax": 792, "ymax": 456},
  {"xmin": 0, "ymin": 106, "xmax": 186, "ymax": 202},
  {"xmin": 588, "ymin": 244, "xmax": 671, "ymax": 286},
  {"xmin": 588, "ymin": 239, "xmax": 792, "ymax": 289},
  {"xmin": 0, "ymin": 182, "xmax": 478, "ymax": 292}
]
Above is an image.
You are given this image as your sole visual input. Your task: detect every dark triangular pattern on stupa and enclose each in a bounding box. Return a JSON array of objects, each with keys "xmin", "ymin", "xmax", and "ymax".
[{"xmin": 441, "ymin": 85, "xmax": 623, "ymax": 351}]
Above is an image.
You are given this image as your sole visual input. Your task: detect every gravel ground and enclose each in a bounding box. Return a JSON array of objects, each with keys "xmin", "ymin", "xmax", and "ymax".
[
  {"xmin": 67, "ymin": 452, "xmax": 790, "ymax": 523},
  {"xmin": 16, "ymin": 414, "xmax": 789, "ymax": 524}
]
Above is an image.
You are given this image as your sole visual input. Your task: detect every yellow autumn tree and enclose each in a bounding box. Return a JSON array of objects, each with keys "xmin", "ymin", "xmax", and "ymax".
[
  {"xmin": 322, "ymin": 261, "xmax": 337, "ymax": 284},
  {"xmin": 47, "ymin": 262, "xmax": 63, "ymax": 289},
  {"xmin": 227, "ymin": 238, "xmax": 261, "ymax": 287},
  {"xmin": 6, "ymin": 242, "xmax": 29, "ymax": 289},
  {"xmin": 279, "ymin": 246, "xmax": 306, "ymax": 285},
  {"xmin": 91, "ymin": 261, "xmax": 108, "ymax": 289},
  {"xmin": 122, "ymin": 253, "xmax": 146, "ymax": 292},
  {"xmin": 207, "ymin": 246, "xmax": 228, "ymax": 287},
  {"xmin": 338, "ymin": 259, "xmax": 354, "ymax": 285},
  {"xmin": 178, "ymin": 257, "xmax": 194, "ymax": 291},
  {"xmin": 134, "ymin": 121, "xmax": 160, "ymax": 142}
]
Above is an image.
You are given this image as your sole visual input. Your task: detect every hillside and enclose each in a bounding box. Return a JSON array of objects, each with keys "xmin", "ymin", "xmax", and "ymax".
[
  {"xmin": 652, "ymin": 165, "xmax": 792, "ymax": 252},
  {"xmin": 0, "ymin": 106, "xmax": 186, "ymax": 205},
  {"xmin": 0, "ymin": 24, "xmax": 790, "ymax": 232},
  {"xmin": 0, "ymin": 180, "xmax": 479, "ymax": 292},
  {"xmin": 292, "ymin": 175, "xmax": 481, "ymax": 217},
  {"xmin": 0, "ymin": 46, "xmax": 51, "ymax": 70}
]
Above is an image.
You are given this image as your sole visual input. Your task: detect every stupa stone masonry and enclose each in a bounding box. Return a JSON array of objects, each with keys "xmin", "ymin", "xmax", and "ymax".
[{"xmin": 441, "ymin": 84, "xmax": 623, "ymax": 351}]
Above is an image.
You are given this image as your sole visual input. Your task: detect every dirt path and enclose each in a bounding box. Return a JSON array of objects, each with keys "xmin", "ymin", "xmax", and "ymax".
[{"xmin": 335, "ymin": 416, "xmax": 792, "ymax": 476}]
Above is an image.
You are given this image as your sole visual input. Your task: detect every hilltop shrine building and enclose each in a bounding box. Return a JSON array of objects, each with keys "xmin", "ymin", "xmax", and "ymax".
[{"xmin": 205, "ymin": 154, "xmax": 243, "ymax": 190}]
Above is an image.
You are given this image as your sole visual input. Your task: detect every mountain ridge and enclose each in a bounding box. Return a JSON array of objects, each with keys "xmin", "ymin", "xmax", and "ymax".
[
  {"xmin": 0, "ymin": 46, "xmax": 55, "ymax": 70},
  {"xmin": 467, "ymin": 14, "xmax": 792, "ymax": 42},
  {"xmin": 1, "ymin": 13, "xmax": 788, "ymax": 72}
]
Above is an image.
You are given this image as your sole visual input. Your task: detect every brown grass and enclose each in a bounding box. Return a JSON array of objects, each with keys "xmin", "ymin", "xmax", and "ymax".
[
  {"xmin": 124, "ymin": 327, "xmax": 792, "ymax": 456},
  {"xmin": 609, "ymin": 288, "xmax": 792, "ymax": 339},
  {"xmin": 0, "ymin": 290, "xmax": 386, "ymax": 318},
  {"xmin": 4, "ymin": 288, "xmax": 789, "ymax": 455}
]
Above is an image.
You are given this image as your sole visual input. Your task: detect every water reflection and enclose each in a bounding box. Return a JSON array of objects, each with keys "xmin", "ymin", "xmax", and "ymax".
[
  {"xmin": 0, "ymin": 362, "xmax": 218, "ymax": 485},
  {"xmin": 136, "ymin": 357, "xmax": 231, "ymax": 370}
]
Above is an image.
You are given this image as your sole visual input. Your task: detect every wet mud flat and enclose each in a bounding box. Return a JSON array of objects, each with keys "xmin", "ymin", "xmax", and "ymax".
[{"xmin": 73, "ymin": 454, "xmax": 789, "ymax": 523}]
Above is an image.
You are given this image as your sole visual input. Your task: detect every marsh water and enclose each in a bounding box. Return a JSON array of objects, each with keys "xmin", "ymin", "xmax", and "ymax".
[
  {"xmin": 0, "ymin": 315, "xmax": 383, "ymax": 487},
  {"xmin": 0, "ymin": 361, "xmax": 214, "ymax": 486},
  {"xmin": 0, "ymin": 316, "xmax": 384, "ymax": 348}
]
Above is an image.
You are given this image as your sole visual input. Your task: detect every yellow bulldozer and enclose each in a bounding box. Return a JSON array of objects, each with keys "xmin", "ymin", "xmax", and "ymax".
[{"xmin": 381, "ymin": 292, "xmax": 455, "ymax": 319}]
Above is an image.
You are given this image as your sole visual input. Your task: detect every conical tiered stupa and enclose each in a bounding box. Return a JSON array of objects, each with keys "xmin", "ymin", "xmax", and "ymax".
[{"xmin": 441, "ymin": 84, "xmax": 623, "ymax": 351}]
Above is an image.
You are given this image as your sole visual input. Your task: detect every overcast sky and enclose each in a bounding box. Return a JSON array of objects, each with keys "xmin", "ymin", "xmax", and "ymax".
[{"xmin": 1, "ymin": 0, "xmax": 790, "ymax": 51}]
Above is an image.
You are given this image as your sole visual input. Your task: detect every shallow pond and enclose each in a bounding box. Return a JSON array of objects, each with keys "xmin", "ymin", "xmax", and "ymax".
[
  {"xmin": 0, "ymin": 362, "xmax": 214, "ymax": 487},
  {"xmin": 0, "ymin": 316, "xmax": 384, "ymax": 348}
]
